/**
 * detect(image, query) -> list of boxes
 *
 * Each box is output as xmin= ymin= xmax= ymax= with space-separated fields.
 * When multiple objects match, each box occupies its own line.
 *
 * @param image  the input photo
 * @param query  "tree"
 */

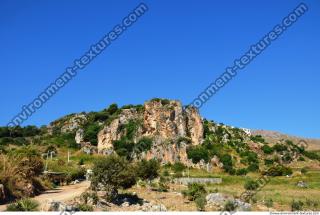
xmin=83 ymin=123 xmax=101 ymax=145
xmin=135 ymin=159 xmax=160 ymax=181
xmin=106 ymin=103 xmax=118 ymax=115
xmin=187 ymin=146 xmax=209 ymax=163
xmin=262 ymin=145 xmax=274 ymax=154
xmin=91 ymin=155 xmax=136 ymax=200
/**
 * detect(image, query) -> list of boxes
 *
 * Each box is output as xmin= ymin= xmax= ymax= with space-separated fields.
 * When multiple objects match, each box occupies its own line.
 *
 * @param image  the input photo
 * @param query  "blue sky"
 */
xmin=1 ymin=0 xmax=319 ymax=138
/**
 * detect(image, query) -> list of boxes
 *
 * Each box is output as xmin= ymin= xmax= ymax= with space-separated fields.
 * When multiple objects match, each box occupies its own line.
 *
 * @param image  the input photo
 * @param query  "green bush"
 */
xmin=134 ymin=137 xmax=153 ymax=154
xmin=195 ymin=195 xmax=206 ymax=211
xmin=264 ymin=165 xmax=293 ymax=176
xmin=303 ymin=151 xmax=320 ymax=160
xmin=265 ymin=198 xmax=273 ymax=208
xmin=224 ymin=200 xmax=236 ymax=212
xmin=220 ymin=154 xmax=234 ymax=174
xmin=247 ymin=163 xmax=259 ymax=172
xmin=291 ymin=200 xmax=304 ymax=211
xmin=135 ymin=159 xmax=160 ymax=181
xmin=187 ymin=146 xmax=209 ymax=163
xmin=91 ymin=155 xmax=136 ymax=200
xmin=236 ymin=168 xmax=248 ymax=176
xmin=83 ymin=123 xmax=101 ymax=146
xmin=250 ymin=135 xmax=265 ymax=143
xmin=264 ymin=159 xmax=274 ymax=166
xmin=244 ymin=179 xmax=259 ymax=190
xmin=78 ymin=203 xmax=93 ymax=211
xmin=262 ymin=145 xmax=274 ymax=154
xmin=273 ymin=144 xmax=288 ymax=152
xmin=6 ymin=198 xmax=39 ymax=211
xmin=172 ymin=162 xmax=186 ymax=172
xmin=301 ymin=167 xmax=308 ymax=174
xmin=182 ymin=183 xmax=206 ymax=201
xmin=112 ymin=138 xmax=134 ymax=159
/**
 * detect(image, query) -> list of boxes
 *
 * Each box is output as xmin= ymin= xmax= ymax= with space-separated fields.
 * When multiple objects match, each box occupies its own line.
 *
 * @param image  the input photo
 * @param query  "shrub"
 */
xmin=91 ymin=155 xmax=136 ymax=200
xmin=282 ymin=153 xmax=293 ymax=163
xmin=162 ymin=170 xmax=169 ymax=177
xmin=264 ymin=159 xmax=274 ymax=166
xmin=265 ymin=198 xmax=273 ymax=208
xmin=303 ymin=151 xmax=320 ymax=160
xmin=291 ymin=200 xmax=304 ymax=211
xmin=182 ymin=183 xmax=206 ymax=201
xmin=250 ymin=135 xmax=265 ymax=143
xmin=83 ymin=123 xmax=101 ymax=146
xmin=244 ymin=179 xmax=259 ymax=191
xmin=6 ymin=198 xmax=39 ymax=211
xmin=81 ymin=192 xmax=99 ymax=205
xmin=78 ymin=203 xmax=93 ymax=211
xmin=195 ymin=195 xmax=206 ymax=211
xmin=305 ymin=199 xmax=319 ymax=209
xmin=187 ymin=146 xmax=209 ymax=163
xmin=220 ymin=154 xmax=234 ymax=173
xmin=134 ymin=137 xmax=153 ymax=154
xmin=262 ymin=145 xmax=274 ymax=154
xmin=135 ymin=159 xmax=160 ymax=181
xmin=273 ymin=144 xmax=288 ymax=152
xmin=301 ymin=167 xmax=308 ymax=174
xmin=112 ymin=139 xmax=134 ymax=159
xmin=264 ymin=165 xmax=293 ymax=176
xmin=236 ymin=168 xmax=248 ymax=176
xmin=224 ymin=200 xmax=236 ymax=212
xmin=158 ymin=176 xmax=170 ymax=192
xmin=247 ymin=163 xmax=259 ymax=172
xmin=106 ymin=103 xmax=118 ymax=115
xmin=172 ymin=162 xmax=186 ymax=172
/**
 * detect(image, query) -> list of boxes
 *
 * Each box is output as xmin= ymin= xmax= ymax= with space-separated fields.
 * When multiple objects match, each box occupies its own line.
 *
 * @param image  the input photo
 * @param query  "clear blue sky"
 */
xmin=1 ymin=0 xmax=319 ymax=138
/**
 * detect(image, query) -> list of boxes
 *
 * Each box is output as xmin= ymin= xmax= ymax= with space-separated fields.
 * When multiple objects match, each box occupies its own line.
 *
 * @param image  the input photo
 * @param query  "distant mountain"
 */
xmin=251 ymin=129 xmax=320 ymax=151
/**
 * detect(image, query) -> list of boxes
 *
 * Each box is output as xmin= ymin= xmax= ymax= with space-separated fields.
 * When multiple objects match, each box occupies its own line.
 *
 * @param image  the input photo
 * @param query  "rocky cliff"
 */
xmin=97 ymin=99 xmax=203 ymax=164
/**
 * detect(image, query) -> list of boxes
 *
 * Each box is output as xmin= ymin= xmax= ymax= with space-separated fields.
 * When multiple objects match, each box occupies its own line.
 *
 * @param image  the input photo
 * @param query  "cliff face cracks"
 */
xmin=97 ymin=99 xmax=203 ymax=164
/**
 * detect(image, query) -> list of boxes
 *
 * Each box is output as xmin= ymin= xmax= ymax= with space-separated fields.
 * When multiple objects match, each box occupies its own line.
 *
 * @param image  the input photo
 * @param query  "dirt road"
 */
xmin=0 ymin=181 xmax=90 ymax=211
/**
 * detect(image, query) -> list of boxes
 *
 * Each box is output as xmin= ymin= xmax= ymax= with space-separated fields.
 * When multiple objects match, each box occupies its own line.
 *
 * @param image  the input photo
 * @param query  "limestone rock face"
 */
xmin=97 ymin=99 xmax=204 ymax=164
xmin=48 ymin=113 xmax=87 ymax=134
xmin=75 ymin=128 xmax=84 ymax=144
xmin=97 ymin=108 xmax=140 ymax=154
xmin=143 ymin=100 xmax=187 ymax=139
xmin=185 ymin=106 xmax=204 ymax=145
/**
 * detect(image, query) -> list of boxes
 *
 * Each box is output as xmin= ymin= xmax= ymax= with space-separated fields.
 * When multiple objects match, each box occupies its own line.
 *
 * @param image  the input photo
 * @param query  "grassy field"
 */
xmin=184 ymin=167 xmax=320 ymax=211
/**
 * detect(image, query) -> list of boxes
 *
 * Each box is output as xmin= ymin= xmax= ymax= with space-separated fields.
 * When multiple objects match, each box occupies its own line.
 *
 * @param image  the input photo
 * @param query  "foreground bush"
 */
xmin=182 ymin=183 xmax=207 ymax=211
xmin=182 ymin=183 xmax=206 ymax=201
xmin=244 ymin=179 xmax=259 ymax=191
xmin=6 ymin=198 xmax=39 ymax=211
xmin=91 ymin=155 xmax=136 ymax=200
xmin=224 ymin=200 xmax=236 ymax=212
xmin=194 ymin=195 xmax=206 ymax=211
xmin=291 ymin=200 xmax=304 ymax=211
xmin=0 ymin=146 xmax=46 ymax=201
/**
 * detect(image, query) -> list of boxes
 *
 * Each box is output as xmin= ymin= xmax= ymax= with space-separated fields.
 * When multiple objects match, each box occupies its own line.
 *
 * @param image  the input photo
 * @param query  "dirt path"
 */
xmin=0 ymin=181 xmax=90 ymax=211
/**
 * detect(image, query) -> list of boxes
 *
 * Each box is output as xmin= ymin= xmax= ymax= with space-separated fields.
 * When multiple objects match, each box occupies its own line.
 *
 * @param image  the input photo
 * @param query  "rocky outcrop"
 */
xmin=75 ymin=128 xmax=84 ymax=144
xmin=98 ymin=108 xmax=141 ymax=154
xmin=97 ymin=99 xmax=203 ymax=164
xmin=48 ymin=113 xmax=87 ymax=134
